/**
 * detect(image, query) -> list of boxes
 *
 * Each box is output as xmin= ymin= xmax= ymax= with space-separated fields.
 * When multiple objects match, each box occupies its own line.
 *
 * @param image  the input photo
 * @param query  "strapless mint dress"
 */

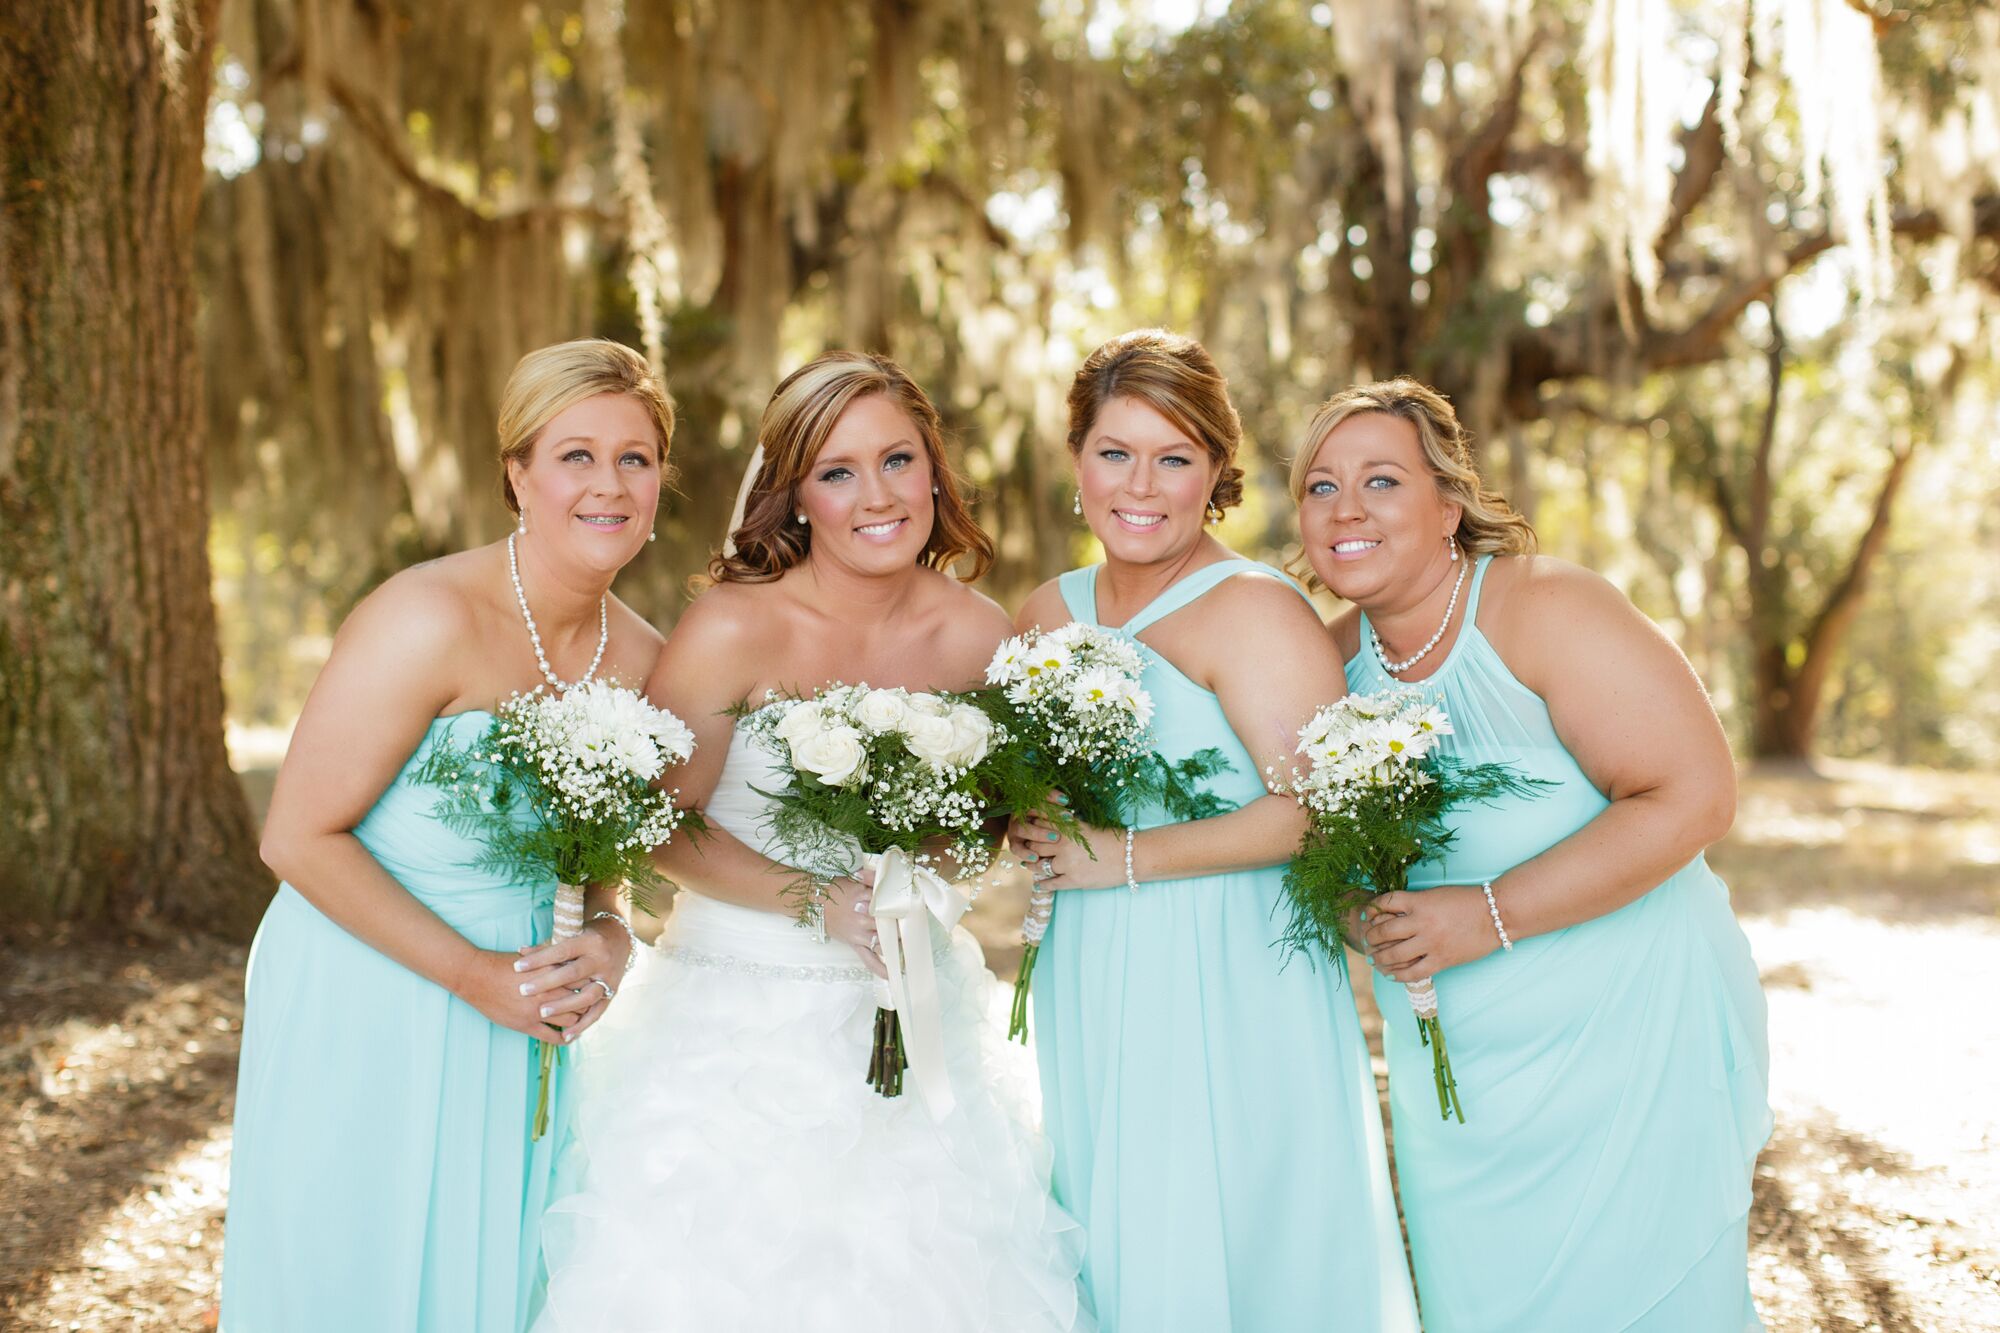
xmin=222 ymin=711 xmax=565 ymax=1332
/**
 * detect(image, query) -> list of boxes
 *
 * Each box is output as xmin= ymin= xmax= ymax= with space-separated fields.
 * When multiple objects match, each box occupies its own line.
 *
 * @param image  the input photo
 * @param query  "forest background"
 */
xmin=3 ymin=1 xmax=2000 ymax=1327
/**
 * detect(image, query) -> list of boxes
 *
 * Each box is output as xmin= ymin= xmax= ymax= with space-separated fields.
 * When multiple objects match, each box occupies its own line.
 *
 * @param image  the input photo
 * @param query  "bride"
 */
xmin=534 ymin=352 xmax=1090 ymax=1332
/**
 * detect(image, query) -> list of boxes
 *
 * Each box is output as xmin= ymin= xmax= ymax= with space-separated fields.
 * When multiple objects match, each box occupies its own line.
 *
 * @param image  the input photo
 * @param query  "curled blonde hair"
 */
xmin=1290 ymin=378 xmax=1536 ymax=557
xmin=709 ymin=352 xmax=994 ymax=585
xmin=1066 ymin=329 xmax=1245 ymax=513
xmin=497 ymin=339 xmax=676 ymax=513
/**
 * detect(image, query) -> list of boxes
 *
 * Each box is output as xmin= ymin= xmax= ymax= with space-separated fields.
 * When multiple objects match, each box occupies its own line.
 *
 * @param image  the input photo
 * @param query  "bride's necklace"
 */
xmin=1370 ymin=557 xmax=1468 ymax=676
xmin=507 ymin=531 xmax=608 ymax=690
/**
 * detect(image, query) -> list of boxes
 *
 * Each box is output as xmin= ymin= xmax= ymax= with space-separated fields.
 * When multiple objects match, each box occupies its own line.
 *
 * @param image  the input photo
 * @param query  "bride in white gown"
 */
xmin=534 ymin=353 xmax=1089 ymax=1332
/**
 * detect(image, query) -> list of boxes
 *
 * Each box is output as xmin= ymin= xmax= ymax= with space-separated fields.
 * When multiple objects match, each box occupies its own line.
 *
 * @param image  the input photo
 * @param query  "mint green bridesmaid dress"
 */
xmin=1033 ymin=559 xmax=1419 ymax=1333
xmin=222 ymin=710 xmax=566 ymax=1332
xmin=1347 ymin=556 xmax=1771 ymax=1332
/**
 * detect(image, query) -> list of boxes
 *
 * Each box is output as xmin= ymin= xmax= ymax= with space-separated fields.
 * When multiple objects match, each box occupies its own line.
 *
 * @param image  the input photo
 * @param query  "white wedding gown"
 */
xmin=535 ymin=724 xmax=1091 ymax=1332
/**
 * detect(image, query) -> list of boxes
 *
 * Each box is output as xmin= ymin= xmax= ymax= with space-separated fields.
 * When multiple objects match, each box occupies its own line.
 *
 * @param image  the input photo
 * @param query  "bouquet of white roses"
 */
xmin=418 ymin=680 xmax=700 ymax=1138
xmin=1269 ymin=688 xmax=1545 ymax=1124
xmin=737 ymin=684 xmax=1000 ymax=1103
xmin=978 ymin=623 xmax=1230 ymax=1041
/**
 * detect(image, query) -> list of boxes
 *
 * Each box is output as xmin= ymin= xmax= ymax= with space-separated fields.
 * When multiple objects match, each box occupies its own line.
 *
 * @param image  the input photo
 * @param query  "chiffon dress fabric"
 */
xmin=222 ymin=709 xmax=567 ymax=1333
xmin=1031 ymin=558 xmax=1420 ymax=1333
xmin=1347 ymin=555 xmax=1772 ymax=1332
xmin=532 ymin=716 xmax=1090 ymax=1332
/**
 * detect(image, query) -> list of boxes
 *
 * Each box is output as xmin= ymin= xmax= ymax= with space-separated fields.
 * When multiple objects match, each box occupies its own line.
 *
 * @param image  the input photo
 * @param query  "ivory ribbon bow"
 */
xmin=867 ymin=846 xmax=973 ymax=1118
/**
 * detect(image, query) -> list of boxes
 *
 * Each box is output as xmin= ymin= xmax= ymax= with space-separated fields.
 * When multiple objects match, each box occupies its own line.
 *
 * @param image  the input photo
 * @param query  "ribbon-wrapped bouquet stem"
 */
xmin=976 ymin=623 xmax=1230 ymax=1041
xmin=418 ymin=680 xmax=701 ymax=1139
xmin=1268 ymin=688 xmax=1545 ymax=1124
xmin=735 ymin=685 xmax=998 ymax=1108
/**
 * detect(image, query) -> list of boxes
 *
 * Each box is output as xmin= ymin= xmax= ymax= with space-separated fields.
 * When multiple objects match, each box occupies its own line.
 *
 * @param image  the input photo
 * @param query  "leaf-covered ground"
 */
xmin=4 ymin=761 xmax=1996 ymax=1330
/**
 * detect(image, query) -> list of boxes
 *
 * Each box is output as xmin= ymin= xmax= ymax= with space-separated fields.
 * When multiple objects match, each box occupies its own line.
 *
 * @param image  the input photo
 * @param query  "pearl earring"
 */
xmin=1072 ymin=491 xmax=1083 ymax=516
xmin=648 ymin=529 xmax=657 ymax=543
xmin=797 ymin=512 xmax=809 ymax=526
xmin=1206 ymin=501 xmax=1225 ymax=524
xmin=932 ymin=485 xmax=939 ymax=495
xmin=517 ymin=510 xmax=527 ymax=535
xmin=1447 ymin=534 xmax=1460 ymax=562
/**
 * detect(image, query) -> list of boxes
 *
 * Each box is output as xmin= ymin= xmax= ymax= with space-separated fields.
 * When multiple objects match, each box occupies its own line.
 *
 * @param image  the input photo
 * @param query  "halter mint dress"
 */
xmin=1347 ymin=555 xmax=1771 ymax=1332
xmin=1032 ymin=558 xmax=1419 ymax=1333
xmin=222 ymin=710 xmax=567 ymax=1332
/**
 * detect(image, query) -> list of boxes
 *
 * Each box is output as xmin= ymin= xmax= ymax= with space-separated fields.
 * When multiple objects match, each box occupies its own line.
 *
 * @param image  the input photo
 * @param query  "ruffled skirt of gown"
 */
xmin=534 ymin=889 xmax=1091 ymax=1333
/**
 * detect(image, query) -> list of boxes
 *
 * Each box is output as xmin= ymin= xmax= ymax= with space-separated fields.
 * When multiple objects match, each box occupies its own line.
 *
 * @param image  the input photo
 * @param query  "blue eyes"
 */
xmin=562 ymin=448 xmax=653 ymax=467
xmin=818 ymin=452 xmax=915 ymax=483
xmin=1308 ymin=476 xmax=1397 ymax=496
xmin=1098 ymin=448 xmax=1191 ymax=467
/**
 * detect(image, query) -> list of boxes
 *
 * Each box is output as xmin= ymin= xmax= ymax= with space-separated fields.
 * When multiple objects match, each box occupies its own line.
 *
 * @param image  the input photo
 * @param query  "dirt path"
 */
xmin=4 ymin=761 xmax=1997 ymax=1329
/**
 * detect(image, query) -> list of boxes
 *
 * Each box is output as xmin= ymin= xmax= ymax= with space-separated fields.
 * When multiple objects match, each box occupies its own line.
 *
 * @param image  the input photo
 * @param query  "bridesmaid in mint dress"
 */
xmin=1010 ymin=331 xmax=1417 ymax=1332
xmin=1291 ymin=378 xmax=1770 ymax=1332
xmin=222 ymin=340 xmax=672 ymax=1331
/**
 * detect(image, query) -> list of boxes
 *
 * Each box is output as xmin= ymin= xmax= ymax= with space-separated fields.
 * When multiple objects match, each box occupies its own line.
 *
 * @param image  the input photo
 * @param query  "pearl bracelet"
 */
xmin=1123 ymin=827 xmax=1140 ymax=893
xmin=1481 ymin=881 xmax=1513 ymax=952
xmin=587 ymin=910 xmax=641 ymax=974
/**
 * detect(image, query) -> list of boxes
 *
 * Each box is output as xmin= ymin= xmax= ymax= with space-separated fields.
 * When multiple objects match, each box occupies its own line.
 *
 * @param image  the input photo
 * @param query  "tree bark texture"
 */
xmin=0 ymin=0 xmax=271 ymax=932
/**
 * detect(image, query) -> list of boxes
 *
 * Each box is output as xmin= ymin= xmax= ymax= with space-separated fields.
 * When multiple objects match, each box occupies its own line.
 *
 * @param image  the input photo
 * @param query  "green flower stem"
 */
xmin=1008 ymin=942 xmax=1040 ymax=1043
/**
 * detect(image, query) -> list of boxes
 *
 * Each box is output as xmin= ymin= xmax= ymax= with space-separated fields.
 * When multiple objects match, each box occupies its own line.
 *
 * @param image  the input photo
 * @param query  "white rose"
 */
xmin=901 ymin=712 xmax=959 ymax=767
xmin=855 ymin=688 xmax=911 ymax=733
xmin=790 ymin=724 xmax=868 ymax=786
xmin=903 ymin=691 xmax=949 ymax=718
xmin=943 ymin=704 xmax=994 ymax=768
xmin=772 ymin=701 xmax=827 ymax=749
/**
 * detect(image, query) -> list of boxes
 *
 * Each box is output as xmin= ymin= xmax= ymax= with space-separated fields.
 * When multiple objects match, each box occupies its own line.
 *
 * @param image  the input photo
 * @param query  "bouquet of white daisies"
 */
xmin=1268 ymin=688 xmax=1544 ymax=1124
xmin=979 ymin=623 xmax=1229 ymax=1041
xmin=737 ymin=684 xmax=1000 ymax=1100
xmin=418 ymin=679 xmax=700 ymax=1138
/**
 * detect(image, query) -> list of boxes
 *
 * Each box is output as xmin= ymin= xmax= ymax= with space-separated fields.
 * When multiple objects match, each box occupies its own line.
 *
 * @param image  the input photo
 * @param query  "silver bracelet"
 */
xmin=587 ymin=910 xmax=641 ymax=973
xmin=1481 ymin=881 xmax=1513 ymax=952
xmin=1123 ymin=827 xmax=1140 ymax=893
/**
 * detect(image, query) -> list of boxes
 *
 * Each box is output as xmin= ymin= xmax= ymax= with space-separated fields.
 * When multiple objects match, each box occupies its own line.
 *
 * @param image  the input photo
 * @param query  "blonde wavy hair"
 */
xmin=1290 ymin=378 xmax=1536 ymax=559
xmin=497 ymin=339 xmax=675 ymax=514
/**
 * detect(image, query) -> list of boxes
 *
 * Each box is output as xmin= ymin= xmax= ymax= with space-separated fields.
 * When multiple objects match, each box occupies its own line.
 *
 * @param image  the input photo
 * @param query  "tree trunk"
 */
xmin=0 ymin=0 xmax=271 ymax=933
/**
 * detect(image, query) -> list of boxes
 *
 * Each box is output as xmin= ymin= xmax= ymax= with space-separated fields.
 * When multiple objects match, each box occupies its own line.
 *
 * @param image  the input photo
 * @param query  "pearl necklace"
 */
xmin=507 ymin=532 xmax=608 ymax=690
xmin=1369 ymin=557 xmax=1468 ymax=676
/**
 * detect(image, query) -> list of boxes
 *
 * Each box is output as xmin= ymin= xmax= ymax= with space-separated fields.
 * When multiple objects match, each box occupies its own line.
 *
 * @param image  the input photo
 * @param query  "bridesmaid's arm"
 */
xmin=258 ymin=573 xmax=558 ymax=1040
xmin=1366 ymin=558 xmax=1736 ymax=981
xmin=1015 ymin=576 xmax=1336 ymax=889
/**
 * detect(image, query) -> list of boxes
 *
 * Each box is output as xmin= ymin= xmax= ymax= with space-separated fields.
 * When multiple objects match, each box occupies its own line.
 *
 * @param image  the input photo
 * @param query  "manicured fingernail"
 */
xmin=1054 ymin=794 xmax=1069 ymax=806
xmin=539 ymin=1005 xmax=554 ymax=1018
xmin=513 ymin=959 xmax=529 ymax=972
xmin=518 ymin=982 xmax=533 ymax=995
xmin=563 ymin=1031 xmax=576 ymax=1043
xmin=1046 ymin=832 xmax=1059 ymax=842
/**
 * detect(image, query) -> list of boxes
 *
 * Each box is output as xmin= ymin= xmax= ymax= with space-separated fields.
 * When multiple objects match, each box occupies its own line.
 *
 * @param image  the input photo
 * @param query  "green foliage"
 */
xmin=1278 ymin=758 xmax=1551 ymax=969
xmin=414 ymin=720 xmax=702 ymax=915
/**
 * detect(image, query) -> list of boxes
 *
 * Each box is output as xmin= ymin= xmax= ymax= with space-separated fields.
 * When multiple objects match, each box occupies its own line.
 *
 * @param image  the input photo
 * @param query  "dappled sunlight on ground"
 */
xmin=4 ymin=763 xmax=1998 ymax=1328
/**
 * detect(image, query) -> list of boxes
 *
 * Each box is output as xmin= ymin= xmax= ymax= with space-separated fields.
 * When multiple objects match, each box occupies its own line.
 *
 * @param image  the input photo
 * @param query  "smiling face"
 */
xmin=506 ymin=391 xmax=664 ymax=577
xmin=1297 ymin=410 xmax=1462 ymax=606
xmin=1075 ymin=395 xmax=1220 ymax=568
xmin=795 ymin=392 xmax=937 ymax=578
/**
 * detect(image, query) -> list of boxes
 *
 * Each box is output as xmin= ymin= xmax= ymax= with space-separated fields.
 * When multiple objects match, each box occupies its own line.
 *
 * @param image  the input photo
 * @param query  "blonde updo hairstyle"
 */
xmin=1289 ymin=378 xmax=1536 ymax=577
xmin=709 ymin=351 xmax=995 ymax=585
xmin=1065 ymin=329 xmax=1245 ymax=515
xmin=497 ymin=338 xmax=676 ymax=514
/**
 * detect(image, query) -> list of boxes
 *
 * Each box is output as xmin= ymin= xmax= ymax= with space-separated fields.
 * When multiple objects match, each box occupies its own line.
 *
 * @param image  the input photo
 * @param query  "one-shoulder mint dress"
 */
xmin=1033 ymin=559 xmax=1419 ymax=1333
xmin=222 ymin=711 xmax=566 ymax=1332
xmin=1348 ymin=556 xmax=1771 ymax=1332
